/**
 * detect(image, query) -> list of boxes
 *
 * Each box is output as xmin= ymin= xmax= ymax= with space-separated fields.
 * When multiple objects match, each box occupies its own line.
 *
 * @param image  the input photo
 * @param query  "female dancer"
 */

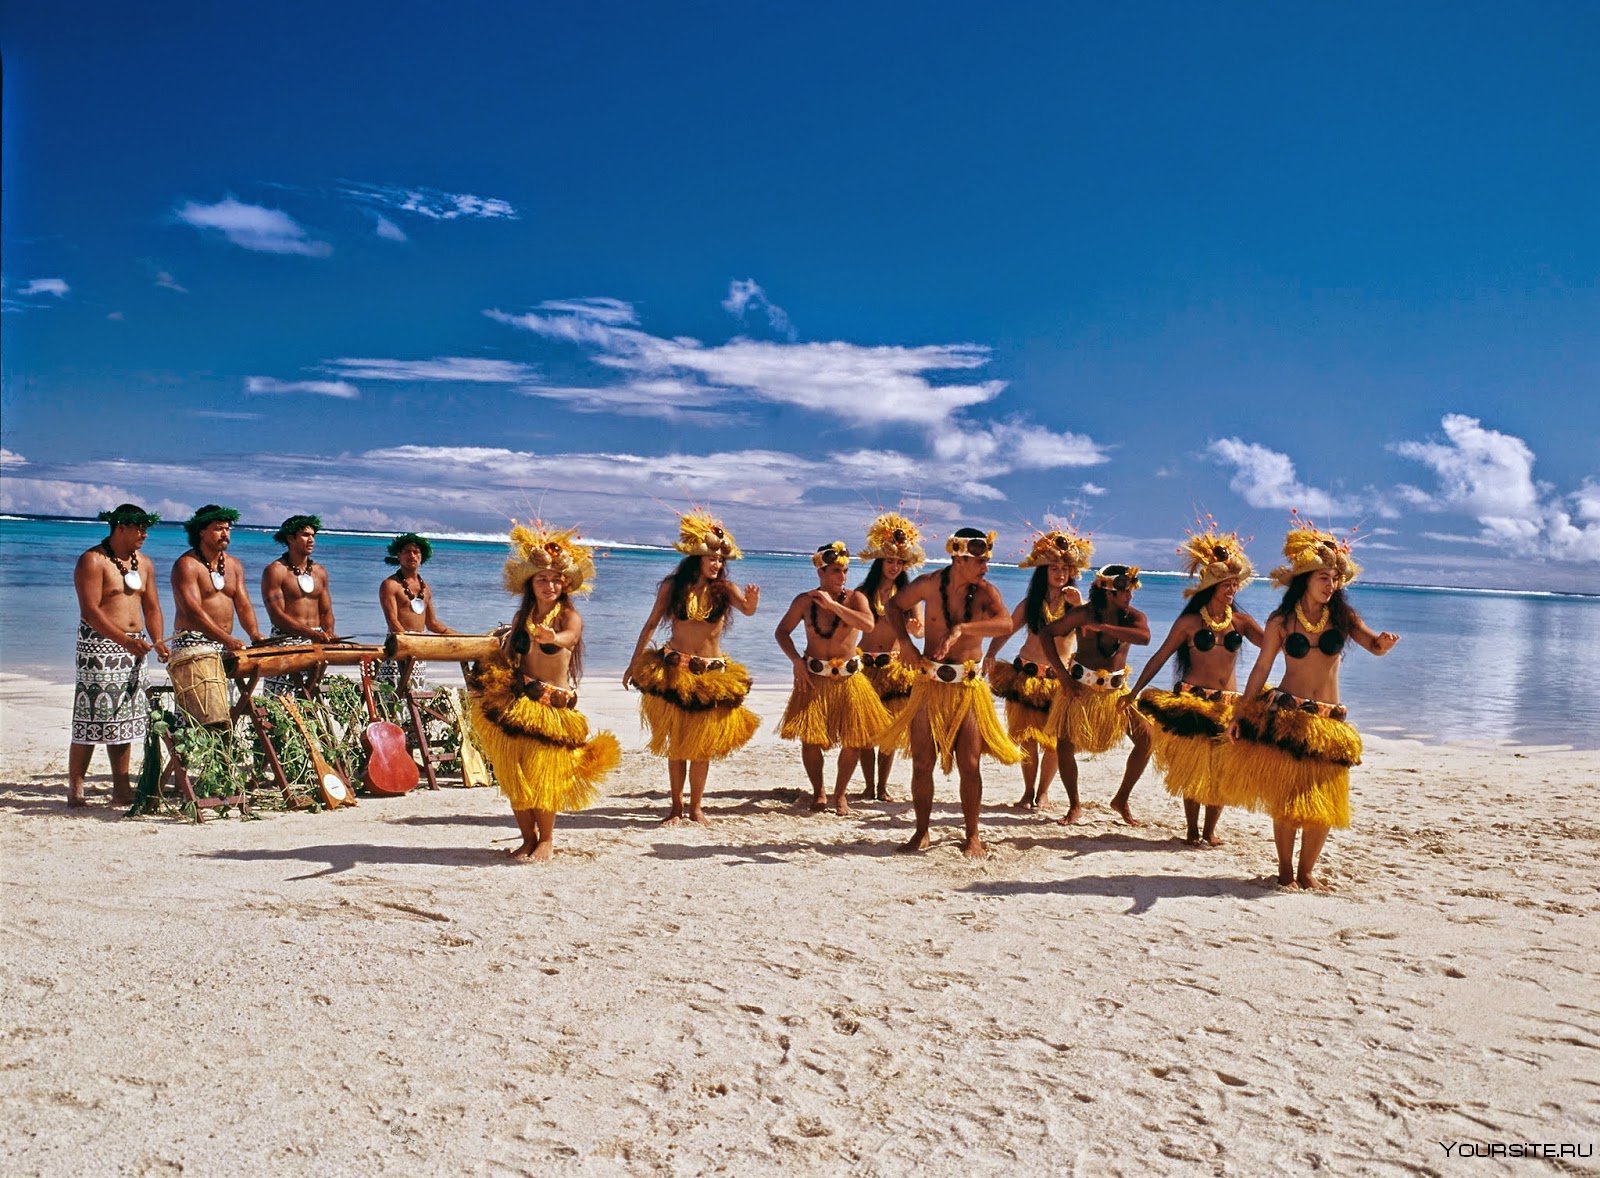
xmin=984 ymin=528 xmax=1092 ymax=810
xmin=852 ymin=513 xmax=925 ymax=801
xmin=470 ymin=522 xmax=620 ymax=861
xmin=1230 ymin=521 xmax=1399 ymax=889
xmin=1123 ymin=526 xmax=1262 ymax=845
xmin=623 ymin=511 xmax=761 ymax=825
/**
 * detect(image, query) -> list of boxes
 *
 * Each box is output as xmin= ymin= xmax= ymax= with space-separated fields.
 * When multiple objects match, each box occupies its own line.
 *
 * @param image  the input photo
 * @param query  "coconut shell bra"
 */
xmin=1285 ymin=630 xmax=1345 ymax=659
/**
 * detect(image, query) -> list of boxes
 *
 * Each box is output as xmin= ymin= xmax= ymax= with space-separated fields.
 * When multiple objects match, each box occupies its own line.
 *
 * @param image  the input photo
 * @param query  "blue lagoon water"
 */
xmin=3 ymin=517 xmax=1596 ymax=748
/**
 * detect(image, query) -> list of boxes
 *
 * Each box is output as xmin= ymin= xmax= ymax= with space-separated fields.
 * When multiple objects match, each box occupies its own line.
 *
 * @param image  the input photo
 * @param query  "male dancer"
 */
xmin=261 ymin=514 xmax=334 ymax=694
xmin=170 ymin=504 xmax=265 ymax=656
xmin=881 ymin=528 xmax=1022 ymax=859
xmin=774 ymin=542 xmax=889 ymax=815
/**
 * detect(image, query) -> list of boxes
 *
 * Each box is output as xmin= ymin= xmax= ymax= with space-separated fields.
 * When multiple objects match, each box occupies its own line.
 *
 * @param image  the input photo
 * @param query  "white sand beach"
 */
xmin=2 ymin=672 xmax=1597 ymax=1173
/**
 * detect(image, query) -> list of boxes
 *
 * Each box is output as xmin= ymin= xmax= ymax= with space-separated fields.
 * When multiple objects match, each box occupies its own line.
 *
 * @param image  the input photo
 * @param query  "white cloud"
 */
xmin=1206 ymin=437 xmax=1361 ymax=517
xmin=190 ymin=409 xmax=263 ymax=421
xmin=519 ymin=377 xmax=738 ymax=424
xmin=0 ymin=476 xmax=140 ymax=516
xmin=324 ymin=357 xmax=538 ymax=384
xmin=373 ymin=214 xmax=407 ymax=242
xmin=107 ymin=311 xmax=125 ymax=322
xmin=932 ymin=417 xmax=1109 ymax=471
xmin=21 ymin=278 xmax=69 ymax=298
xmin=175 ymin=197 xmax=332 ymax=257
xmin=245 ymin=376 xmax=360 ymax=399
xmin=0 ymin=448 xmax=28 ymax=467
xmin=1393 ymin=415 xmax=1600 ymax=563
xmin=340 ymin=183 xmax=518 ymax=221
xmin=722 ymin=279 xmax=795 ymax=341
xmin=154 ymin=270 xmax=188 ymax=293
xmin=1080 ymin=482 xmax=1107 ymax=497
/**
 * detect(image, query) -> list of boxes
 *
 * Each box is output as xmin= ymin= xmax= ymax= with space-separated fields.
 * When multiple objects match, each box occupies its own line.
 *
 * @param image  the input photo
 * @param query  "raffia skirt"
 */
xmin=878 ymin=672 xmax=1023 ymax=775
xmin=779 ymin=671 xmax=892 ymax=749
xmin=633 ymin=648 xmax=760 ymax=762
xmin=863 ymin=656 xmax=918 ymax=752
xmin=987 ymin=661 xmax=1061 ymax=748
xmin=1231 ymin=691 xmax=1361 ymax=828
xmin=1046 ymin=681 xmax=1131 ymax=756
xmin=1135 ymin=687 xmax=1244 ymax=808
xmin=469 ymin=661 xmax=619 ymax=813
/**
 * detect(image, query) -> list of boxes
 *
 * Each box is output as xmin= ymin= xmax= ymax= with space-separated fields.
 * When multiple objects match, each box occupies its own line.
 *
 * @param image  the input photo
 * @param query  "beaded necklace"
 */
xmin=190 ymin=548 xmax=226 ymax=590
xmin=393 ymin=570 xmax=428 ymax=613
xmin=938 ymin=568 xmax=979 ymax=630
xmin=1294 ymin=601 xmax=1330 ymax=636
xmin=1200 ymin=604 xmax=1233 ymax=633
xmin=283 ymin=554 xmax=317 ymax=594
xmin=100 ymin=541 xmax=143 ymax=590
xmin=810 ymin=593 xmax=846 ymax=639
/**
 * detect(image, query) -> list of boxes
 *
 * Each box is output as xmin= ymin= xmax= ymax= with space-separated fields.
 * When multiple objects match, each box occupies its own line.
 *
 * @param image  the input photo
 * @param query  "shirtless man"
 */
xmin=378 ymin=532 xmax=454 ymax=690
xmin=881 ymin=527 xmax=1022 ymax=859
xmin=170 ymin=504 xmax=265 ymax=656
xmin=68 ymin=504 xmax=169 ymax=807
xmin=1040 ymin=564 xmax=1152 ymax=825
xmin=261 ymin=514 xmax=333 ymax=695
xmin=774 ymin=542 xmax=887 ymax=815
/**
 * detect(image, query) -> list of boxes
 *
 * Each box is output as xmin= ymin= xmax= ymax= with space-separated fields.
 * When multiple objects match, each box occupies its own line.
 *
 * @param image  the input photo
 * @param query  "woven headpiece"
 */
xmin=1270 ymin=521 xmax=1361 ymax=589
xmin=1179 ymin=524 xmax=1254 ymax=598
xmin=857 ymin=512 xmax=925 ymax=567
xmin=1018 ymin=527 xmax=1094 ymax=570
xmin=385 ymin=532 xmax=433 ymax=566
xmin=273 ymin=514 xmax=322 ymax=545
xmin=674 ymin=510 xmax=741 ymax=560
xmin=812 ymin=541 xmax=851 ymax=570
xmin=503 ymin=521 xmax=595 ymax=596
xmin=1093 ymin=564 xmax=1142 ymax=592
xmin=946 ymin=530 xmax=998 ymax=559
xmin=183 ymin=504 xmax=240 ymax=546
xmin=98 ymin=503 xmax=160 ymax=529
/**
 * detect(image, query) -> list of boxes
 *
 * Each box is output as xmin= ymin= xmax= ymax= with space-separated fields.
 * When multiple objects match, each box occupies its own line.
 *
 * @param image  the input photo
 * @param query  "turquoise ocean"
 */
xmin=2 ymin=516 xmax=1596 ymax=749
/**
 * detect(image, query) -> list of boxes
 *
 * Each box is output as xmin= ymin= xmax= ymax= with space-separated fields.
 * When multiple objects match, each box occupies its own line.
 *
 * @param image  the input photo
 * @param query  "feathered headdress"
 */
xmin=674 ymin=510 xmax=741 ymax=560
xmin=812 ymin=540 xmax=851 ymax=569
xmin=1269 ymin=516 xmax=1361 ymax=589
xmin=1178 ymin=521 xmax=1254 ymax=598
xmin=1018 ymin=526 xmax=1095 ymax=570
xmin=857 ymin=512 xmax=924 ymax=567
xmin=502 ymin=521 xmax=596 ymax=596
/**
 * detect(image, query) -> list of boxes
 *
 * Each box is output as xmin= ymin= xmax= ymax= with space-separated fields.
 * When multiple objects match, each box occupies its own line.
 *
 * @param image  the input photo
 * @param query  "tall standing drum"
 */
xmin=169 ymin=646 xmax=230 ymax=727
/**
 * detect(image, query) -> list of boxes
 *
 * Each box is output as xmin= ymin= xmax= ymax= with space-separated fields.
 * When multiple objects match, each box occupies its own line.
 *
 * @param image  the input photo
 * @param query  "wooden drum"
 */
xmin=169 ymin=646 xmax=230 ymax=727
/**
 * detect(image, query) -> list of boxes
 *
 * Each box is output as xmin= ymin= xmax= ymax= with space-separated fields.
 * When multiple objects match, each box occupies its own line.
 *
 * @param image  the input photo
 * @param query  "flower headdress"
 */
xmin=812 ymin=540 xmax=850 ymax=570
xmin=857 ymin=512 xmax=925 ymax=567
xmin=1018 ymin=526 xmax=1095 ymax=571
xmin=674 ymin=510 xmax=741 ymax=560
xmin=385 ymin=532 xmax=433 ymax=566
xmin=1269 ymin=515 xmax=1361 ymax=589
xmin=272 ymin=514 xmax=323 ymax=545
xmin=1178 ymin=520 xmax=1254 ymax=598
xmin=99 ymin=503 xmax=160 ymax=529
xmin=502 ymin=521 xmax=596 ymax=596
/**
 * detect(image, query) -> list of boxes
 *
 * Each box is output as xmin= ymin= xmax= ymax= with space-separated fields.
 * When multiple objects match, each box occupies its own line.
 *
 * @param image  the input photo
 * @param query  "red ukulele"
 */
xmin=359 ymin=660 xmax=419 ymax=796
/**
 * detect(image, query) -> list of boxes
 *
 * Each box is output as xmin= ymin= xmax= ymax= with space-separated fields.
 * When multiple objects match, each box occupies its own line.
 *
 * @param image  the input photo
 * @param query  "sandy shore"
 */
xmin=2 ymin=670 xmax=1597 ymax=1173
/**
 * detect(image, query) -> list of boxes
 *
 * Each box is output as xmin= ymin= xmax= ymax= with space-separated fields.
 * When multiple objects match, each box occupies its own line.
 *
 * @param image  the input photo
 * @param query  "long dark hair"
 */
xmin=1023 ymin=566 xmax=1077 ymax=633
xmin=1272 ymin=573 xmax=1356 ymax=636
xmin=1173 ymin=583 xmax=1220 ymax=682
xmin=658 ymin=555 xmax=732 ymax=630
xmin=857 ymin=558 xmax=909 ymax=614
xmin=509 ymin=584 xmax=585 ymax=683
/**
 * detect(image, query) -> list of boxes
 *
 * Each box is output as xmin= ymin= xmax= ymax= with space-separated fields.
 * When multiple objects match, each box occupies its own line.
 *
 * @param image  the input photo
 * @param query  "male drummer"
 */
xmin=377 ymin=532 xmax=454 ymax=689
xmin=261 ymin=513 xmax=334 ymax=694
xmin=170 ymin=503 xmax=266 ymax=656
xmin=773 ymin=541 xmax=887 ymax=815
xmin=68 ymin=503 xmax=169 ymax=807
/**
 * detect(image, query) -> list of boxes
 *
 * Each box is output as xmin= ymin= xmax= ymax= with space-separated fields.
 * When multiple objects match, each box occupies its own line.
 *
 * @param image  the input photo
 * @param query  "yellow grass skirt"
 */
xmin=1135 ymin=688 xmax=1241 ymax=807
xmin=469 ymin=662 xmax=619 ymax=813
xmin=779 ymin=671 xmax=892 ymax=749
xmin=878 ymin=674 xmax=1023 ymax=774
xmin=633 ymin=648 xmax=760 ymax=762
xmin=1047 ymin=681 xmax=1130 ymax=756
xmin=988 ymin=661 xmax=1061 ymax=748
xmin=863 ymin=658 xmax=917 ymax=752
xmin=1231 ymin=693 xmax=1361 ymax=828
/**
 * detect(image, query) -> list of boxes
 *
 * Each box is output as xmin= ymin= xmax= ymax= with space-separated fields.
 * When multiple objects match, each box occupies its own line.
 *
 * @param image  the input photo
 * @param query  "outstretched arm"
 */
xmin=1127 ymin=616 xmax=1194 ymax=697
xmin=727 ymin=581 xmax=761 ymax=617
xmin=1349 ymin=611 xmax=1400 ymax=656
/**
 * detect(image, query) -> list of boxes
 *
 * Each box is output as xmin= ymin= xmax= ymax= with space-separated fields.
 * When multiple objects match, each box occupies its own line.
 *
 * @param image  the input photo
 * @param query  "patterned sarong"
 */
xmin=72 ymin=622 xmax=148 ymax=745
xmin=262 ymin=627 xmax=315 ymax=696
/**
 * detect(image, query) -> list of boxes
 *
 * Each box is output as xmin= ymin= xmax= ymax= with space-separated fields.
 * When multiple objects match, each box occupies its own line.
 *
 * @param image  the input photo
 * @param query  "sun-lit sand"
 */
xmin=2 ymin=671 xmax=1596 ymax=1172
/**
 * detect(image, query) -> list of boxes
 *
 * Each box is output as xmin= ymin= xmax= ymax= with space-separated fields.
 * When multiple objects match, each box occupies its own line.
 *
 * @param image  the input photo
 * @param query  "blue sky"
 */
xmin=3 ymin=1 xmax=1597 ymax=589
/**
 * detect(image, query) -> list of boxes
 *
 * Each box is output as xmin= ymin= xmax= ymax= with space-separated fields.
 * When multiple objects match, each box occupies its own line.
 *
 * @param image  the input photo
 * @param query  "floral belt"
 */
xmin=1069 ymin=661 xmax=1128 ymax=690
xmin=1011 ymin=656 xmax=1058 ymax=680
xmin=806 ymin=655 xmax=862 ymax=678
xmin=1265 ymin=688 xmax=1347 ymax=721
xmin=519 ymin=677 xmax=578 ymax=709
xmin=860 ymin=651 xmax=898 ymax=669
xmin=662 ymin=647 xmax=727 ymax=674
xmin=923 ymin=660 xmax=982 ymax=684
xmin=1175 ymin=681 xmax=1240 ymax=704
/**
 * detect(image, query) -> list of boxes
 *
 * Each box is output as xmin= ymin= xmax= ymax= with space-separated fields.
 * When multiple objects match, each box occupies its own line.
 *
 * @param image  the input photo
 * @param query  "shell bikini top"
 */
xmin=1285 ymin=629 xmax=1346 ymax=659
xmin=1191 ymin=628 xmax=1243 ymax=653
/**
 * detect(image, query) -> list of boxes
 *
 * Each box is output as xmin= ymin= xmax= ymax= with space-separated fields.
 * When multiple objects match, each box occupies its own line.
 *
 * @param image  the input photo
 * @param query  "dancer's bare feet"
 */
xmin=960 ymin=836 xmax=988 ymax=861
xmin=1057 ymin=805 xmax=1084 ymax=826
xmin=66 ymin=789 xmax=88 ymax=809
xmin=1012 ymin=791 xmax=1036 ymax=809
xmin=808 ymin=795 xmax=828 ymax=813
xmin=1034 ymin=792 xmax=1054 ymax=812
xmin=1111 ymin=800 xmax=1143 ymax=827
xmin=898 ymin=829 xmax=932 ymax=853
xmin=688 ymin=807 xmax=710 ymax=827
xmin=832 ymin=793 xmax=852 ymax=817
xmin=660 ymin=811 xmax=685 ymax=827
xmin=530 ymin=842 xmax=555 ymax=863
xmin=508 ymin=841 xmax=536 ymax=860
xmin=1276 ymin=867 xmax=1296 ymax=887
xmin=1297 ymin=873 xmax=1330 ymax=893
xmin=1204 ymin=833 xmax=1224 ymax=847
xmin=1184 ymin=833 xmax=1203 ymax=847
